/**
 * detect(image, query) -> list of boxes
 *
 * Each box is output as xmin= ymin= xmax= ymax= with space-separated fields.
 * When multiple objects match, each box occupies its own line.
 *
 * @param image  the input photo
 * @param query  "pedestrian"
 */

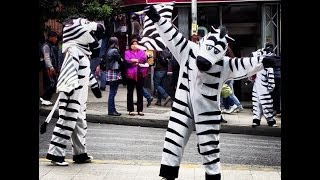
xmin=154 ymin=47 xmax=172 ymax=106
xmin=124 ymin=38 xmax=149 ymax=116
xmin=104 ymin=36 xmax=123 ymax=116
xmin=40 ymin=31 xmax=59 ymax=106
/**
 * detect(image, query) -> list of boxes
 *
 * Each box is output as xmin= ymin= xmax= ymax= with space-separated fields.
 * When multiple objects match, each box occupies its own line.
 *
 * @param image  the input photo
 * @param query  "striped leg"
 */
xmin=260 ymin=93 xmax=276 ymax=126
xmin=252 ymin=89 xmax=262 ymax=121
xmin=195 ymin=113 xmax=221 ymax=179
xmin=160 ymin=99 xmax=194 ymax=179
xmin=46 ymin=90 xmax=81 ymax=162
xmin=71 ymin=107 xmax=89 ymax=161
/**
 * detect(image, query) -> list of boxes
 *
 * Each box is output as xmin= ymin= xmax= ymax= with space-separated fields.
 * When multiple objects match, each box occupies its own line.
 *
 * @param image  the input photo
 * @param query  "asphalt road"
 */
xmin=39 ymin=116 xmax=280 ymax=167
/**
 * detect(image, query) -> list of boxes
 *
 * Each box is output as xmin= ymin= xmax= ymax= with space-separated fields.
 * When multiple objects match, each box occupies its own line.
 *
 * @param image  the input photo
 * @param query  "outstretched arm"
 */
xmin=223 ymin=55 xmax=280 ymax=80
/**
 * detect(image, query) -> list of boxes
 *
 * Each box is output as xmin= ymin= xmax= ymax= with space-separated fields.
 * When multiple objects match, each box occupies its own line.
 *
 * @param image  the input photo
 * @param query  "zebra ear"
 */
xmin=225 ymin=34 xmax=235 ymax=42
xmin=211 ymin=26 xmax=219 ymax=33
xmin=62 ymin=18 xmax=75 ymax=27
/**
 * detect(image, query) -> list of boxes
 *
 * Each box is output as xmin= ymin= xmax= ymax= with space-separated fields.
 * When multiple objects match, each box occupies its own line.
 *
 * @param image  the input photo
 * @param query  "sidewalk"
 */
xmin=39 ymin=158 xmax=281 ymax=180
xmin=39 ymin=86 xmax=281 ymax=137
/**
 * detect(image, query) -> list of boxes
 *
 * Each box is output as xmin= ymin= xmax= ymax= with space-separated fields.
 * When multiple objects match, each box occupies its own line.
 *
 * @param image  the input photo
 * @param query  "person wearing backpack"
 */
xmin=153 ymin=47 xmax=172 ymax=106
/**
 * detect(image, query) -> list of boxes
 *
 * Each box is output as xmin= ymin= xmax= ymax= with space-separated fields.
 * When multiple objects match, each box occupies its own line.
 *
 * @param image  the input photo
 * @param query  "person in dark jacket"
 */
xmin=154 ymin=48 xmax=172 ymax=106
xmin=104 ymin=36 xmax=123 ymax=116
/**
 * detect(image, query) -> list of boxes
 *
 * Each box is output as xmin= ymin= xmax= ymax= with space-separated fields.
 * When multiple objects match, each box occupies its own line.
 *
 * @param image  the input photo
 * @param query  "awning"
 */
xmin=121 ymin=0 xmax=279 ymax=7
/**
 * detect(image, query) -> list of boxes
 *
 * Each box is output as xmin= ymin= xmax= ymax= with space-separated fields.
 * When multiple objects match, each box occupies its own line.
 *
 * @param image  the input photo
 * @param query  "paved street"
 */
xmin=39 ymin=116 xmax=281 ymax=179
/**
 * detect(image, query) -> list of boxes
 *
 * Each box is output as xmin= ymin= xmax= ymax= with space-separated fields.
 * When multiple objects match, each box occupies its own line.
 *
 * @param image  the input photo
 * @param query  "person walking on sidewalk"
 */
xmin=154 ymin=47 xmax=172 ymax=106
xmin=221 ymin=47 xmax=243 ymax=113
xmin=124 ymin=39 xmax=149 ymax=116
xmin=45 ymin=18 xmax=104 ymax=166
xmin=40 ymin=31 xmax=59 ymax=106
xmin=134 ymin=87 xmax=154 ymax=107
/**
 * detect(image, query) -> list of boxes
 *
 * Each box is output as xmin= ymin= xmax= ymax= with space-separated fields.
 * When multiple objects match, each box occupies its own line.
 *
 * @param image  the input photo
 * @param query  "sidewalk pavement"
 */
xmin=39 ymin=86 xmax=281 ymax=137
xmin=39 ymin=158 xmax=281 ymax=180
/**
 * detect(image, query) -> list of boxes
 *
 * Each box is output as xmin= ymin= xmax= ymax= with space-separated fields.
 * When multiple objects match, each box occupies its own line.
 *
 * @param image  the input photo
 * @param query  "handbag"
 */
xmin=146 ymin=50 xmax=155 ymax=66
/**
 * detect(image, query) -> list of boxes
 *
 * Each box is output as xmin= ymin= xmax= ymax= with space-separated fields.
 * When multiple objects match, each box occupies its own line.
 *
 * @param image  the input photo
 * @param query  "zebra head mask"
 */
xmin=62 ymin=18 xmax=105 ymax=54
xmin=196 ymin=26 xmax=234 ymax=71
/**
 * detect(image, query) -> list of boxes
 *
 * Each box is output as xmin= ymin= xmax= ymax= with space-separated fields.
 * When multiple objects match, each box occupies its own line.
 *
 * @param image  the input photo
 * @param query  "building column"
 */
xmin=178 ymin=7 xmax=190 ymax=39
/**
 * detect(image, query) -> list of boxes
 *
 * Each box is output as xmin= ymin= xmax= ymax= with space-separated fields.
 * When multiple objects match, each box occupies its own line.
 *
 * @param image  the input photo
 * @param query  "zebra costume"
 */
xmin=46 ymin=18 xmax=104 ymax=166
xmin=251 ymin=49 xmax=277 ymax=127
xmin=143 ymin=4 xmax=280 ymax=180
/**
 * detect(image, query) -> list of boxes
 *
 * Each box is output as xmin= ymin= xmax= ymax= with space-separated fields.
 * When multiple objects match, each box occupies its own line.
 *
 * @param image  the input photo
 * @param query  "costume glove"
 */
xmin=91 ymin=87 xmax=102 ymax=98
xmin=145 ymin=5 xmax=160 ymax=22
xmin=262 ymin=55 xmax=281 ymax=68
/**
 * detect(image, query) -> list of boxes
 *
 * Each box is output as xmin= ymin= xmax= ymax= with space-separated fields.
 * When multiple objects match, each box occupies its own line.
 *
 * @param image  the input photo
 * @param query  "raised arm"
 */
xmin=145 ymin=5 xmax=196 ymax=65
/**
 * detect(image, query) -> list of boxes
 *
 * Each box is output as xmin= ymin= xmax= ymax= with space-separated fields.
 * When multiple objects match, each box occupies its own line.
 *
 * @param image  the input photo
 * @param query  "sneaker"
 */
xmin=85 ymin=156 xmax=93 ymax=163
xmin=161 ymin=178 xmax=175 ymax=180
xmin=74 ymin=156 xmax=93 ymax=164
xmin=224 ymin=104 xmax=238 ymax=114
xmin=40 ymin=97 xmax=53 ymax=106
xmin=163 ymin=96 xmax=172 ymax=106
xmin=252 ymin=119 xmax=261 ymax=127
xmin=267 ymin=119 xmax=278 ymax=127
xmin=220 ymin=118 xmax=228 ymax=123
xmin=108 ymin=112 xmax=121 ymax=116
xmin=51 ymin=160 xmax=69 ymax=166
xmin=238 ymin=105 xmax=244 ymax=112
xmin=155 ymin=100 xmax=161 ymax=106
xmin=147 ymin=97 xmax=153 ymax=107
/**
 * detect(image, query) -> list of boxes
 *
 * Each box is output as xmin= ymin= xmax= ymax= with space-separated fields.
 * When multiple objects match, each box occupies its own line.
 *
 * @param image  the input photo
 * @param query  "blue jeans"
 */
xmin=108 ymin=81 xmax=119 ymax=113
xmin=153 ymin=71 xmax=169 ymax=100
xmin=100 ymin=71 xmax=106 ymax=89
xmin=223 ymin=96 xmax=235 ymax=109
xmin=226 ymin=80 xmax=241 ymax=106
xmin=143 ymin=87 xmax=152 ymax=101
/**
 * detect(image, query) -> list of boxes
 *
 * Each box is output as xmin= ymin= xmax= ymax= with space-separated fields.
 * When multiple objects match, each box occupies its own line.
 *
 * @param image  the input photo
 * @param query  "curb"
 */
xmin=39 ymin=109 xmax=280 ymax=137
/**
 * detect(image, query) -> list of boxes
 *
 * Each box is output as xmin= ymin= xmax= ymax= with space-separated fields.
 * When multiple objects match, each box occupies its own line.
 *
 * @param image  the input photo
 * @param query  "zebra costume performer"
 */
xmin=251 ymin=47 xmax=277 ymax=127
xmin=142 ymin=4 xmax=280 ymax=180
xmin=45 ymin=18 xmax=104 ymax=166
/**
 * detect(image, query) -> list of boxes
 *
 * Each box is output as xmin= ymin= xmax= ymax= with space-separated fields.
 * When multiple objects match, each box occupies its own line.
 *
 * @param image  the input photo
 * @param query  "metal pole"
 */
xmin=191 ymin=0 xmax=198 ymax=42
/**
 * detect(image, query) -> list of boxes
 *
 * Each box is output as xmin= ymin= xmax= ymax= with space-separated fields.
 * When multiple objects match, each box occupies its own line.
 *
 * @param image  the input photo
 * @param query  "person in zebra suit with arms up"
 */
xmin=141 ymin=3 xmax=280 ymax=180
xmin=44 ymin=17 xmax=104 ymax=166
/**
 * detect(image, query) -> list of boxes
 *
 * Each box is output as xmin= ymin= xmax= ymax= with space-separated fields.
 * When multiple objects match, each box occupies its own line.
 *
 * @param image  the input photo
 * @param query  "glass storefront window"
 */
xmin=197 ymin=5 xmax=219 ymax=38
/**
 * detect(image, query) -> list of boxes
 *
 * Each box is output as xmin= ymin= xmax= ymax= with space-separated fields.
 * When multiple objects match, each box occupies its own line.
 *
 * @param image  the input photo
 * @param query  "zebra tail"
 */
xmin=40 ymin=94 xmax=60 ymax=134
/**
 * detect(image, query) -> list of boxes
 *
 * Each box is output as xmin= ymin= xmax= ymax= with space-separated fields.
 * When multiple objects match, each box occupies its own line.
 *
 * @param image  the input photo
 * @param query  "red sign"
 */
xmin=121 ymin=0 xmax=147 ymax=6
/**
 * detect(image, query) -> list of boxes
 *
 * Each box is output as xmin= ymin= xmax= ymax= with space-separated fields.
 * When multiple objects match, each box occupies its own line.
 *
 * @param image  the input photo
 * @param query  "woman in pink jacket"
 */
xmin=124 ymin=39 xmax=148 ymax=116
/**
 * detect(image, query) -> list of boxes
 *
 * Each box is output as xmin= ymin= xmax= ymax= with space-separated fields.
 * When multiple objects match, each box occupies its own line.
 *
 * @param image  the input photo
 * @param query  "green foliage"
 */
xmin=83 ymin=0 xmax=113 ymax=20
xmin=40 ymin=0 xmax=121 ymax=21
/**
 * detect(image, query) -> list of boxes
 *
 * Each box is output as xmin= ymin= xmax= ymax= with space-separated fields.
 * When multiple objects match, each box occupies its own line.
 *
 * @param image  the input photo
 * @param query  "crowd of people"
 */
xmin=39 ymin=17 xmax=280 ymax=124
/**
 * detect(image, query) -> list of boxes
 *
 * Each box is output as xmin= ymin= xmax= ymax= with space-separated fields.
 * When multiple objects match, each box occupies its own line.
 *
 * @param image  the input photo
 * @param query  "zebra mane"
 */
xmin=137 ymin=2 xmax=175 ymax=51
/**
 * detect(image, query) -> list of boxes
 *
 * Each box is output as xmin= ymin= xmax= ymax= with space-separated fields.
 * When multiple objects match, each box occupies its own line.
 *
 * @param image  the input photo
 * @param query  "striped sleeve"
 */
xmin=56 ymin=51 xmax=80 ymax=93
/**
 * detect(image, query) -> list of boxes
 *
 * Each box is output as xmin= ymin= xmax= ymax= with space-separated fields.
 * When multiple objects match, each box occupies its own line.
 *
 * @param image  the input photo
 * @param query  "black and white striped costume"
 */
xmin=46 ymin=18 xmax=103 ymax=164
xmin=143 ymin=4 xmax=280 ymax=180
xmin=251 ymin=49 xmax=277 ymax=127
